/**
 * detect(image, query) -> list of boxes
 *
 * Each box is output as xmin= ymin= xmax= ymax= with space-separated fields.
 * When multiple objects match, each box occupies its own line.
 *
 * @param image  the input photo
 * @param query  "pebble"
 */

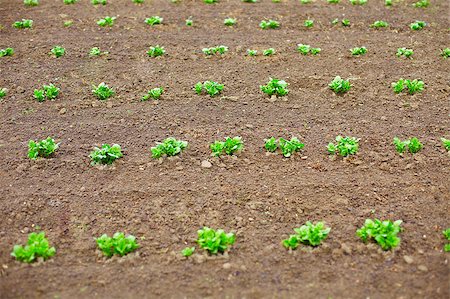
xmin=418 ymin=265 xmax=428 ymax=272
xmin=59 ymin=108 xmax=67 ymax=114
xmin=222 ymin=263 xmax=232 ymax=270
xmin=403 ymin=255 xmax=414 ymax=264
xmin=201 ymin=160 xmax=212 ymax=168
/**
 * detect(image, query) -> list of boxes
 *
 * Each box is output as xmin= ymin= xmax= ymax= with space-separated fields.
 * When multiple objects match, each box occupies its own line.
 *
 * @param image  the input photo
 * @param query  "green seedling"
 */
xmin=147 ymin=45 xmax=165 ymax=57
xmin=350 ymin=0 xmax=367 ymax=4
xmin=92 ymin=82 xmax=114 ymax=100
xmin=396 ymin=48 xmax=414 ymax=59
xmin=28 ymin=137 xmax=59 ymax=159
xmin=265 ymin=137 xmax=305 ymax=157
xmin=247 ymin=49 xmax=257 ymax=56
xmin=151 ymin=137 xmax=188 ymax=158
xmin=350 ymin=47 xmax=367 ymax=56
xmin=357 ymin=219 xmax=402 ymax=250
xmin=300 ymin=0 xmax=312 ymax=3
xmin=441 ymin=138 xmax=450 ymax=151
xmin=0 ymin=88 xmax=7 ymax=98
xmin=327 ymin=135 xmax=359 ymax=156
xmin=371 ymin=20 xmax=388 ymax=28
xmin=385 ymin=0 xmax=392 ymax=5
xmin=202 ymin=45 xmax=228 ymax=55
xmin=441 ymin=48 xmax=450 ymax=58
xmin=224 ymin=18 xmax=237 ymax=26
xmin=11 ymin=232 xmax=56 ymax=263
xmin=142 ymin=87 xmax=164 ymax=101
xmin=410 ymin=21 xmax=426 ymax=30
xmin=50 ymin=46 xmax=65 ymax=58
xmin=33 ymin=84 xmax=60 ymax=102
xmin=64 ymin=20 xmax=73 ymax=27
xmin=97 ymin=16 xmax=116 ymax=27
xmin=133 ymin=0 xmax=145 ymax=3
xmin=263 ymin=48 xmax=275 ymax=56
xmin=181 ymin=247 xmax=195 ymax=257
xmin=96 ymin=232 xmax=138 ymax=257
xmin=327 ymin=0 xmax=340 ymax=3
xmin=413 ymin=0 xmax=429 ymax=7
xmin=297 ymin=44 xmax=321 ymax=55
xmin=283 ymin=222 xmax=330 ymax=250
xmin=194 ymin=81 xmax=224 ymax=97
xmin=391 ymin=79 xmax=424 ymax=94
xmin=90 ymin=144 xmax=123 ymax=165
xmin=92 ymin=0 xmax=107 ymax=4
xmin=264 ymin=137 xmax=278 ymax=152
xmin=204 ymin=0 xmax=218 ymax=3
xmin=197 ymin=227 xmax=235 ymax=254
xmin=186 ymin=18 xmax=193 ymax=26
xmin=329 ymin=76 xmax=351 ymax=93
xmin=89 ymin=47 xmax=108 ymax=57
xmin=0 ymin=47 xmax=14 ymax=57
xmin=304 ymin=19 xmax=314 ymax=28
xmin=210 ymin=136 xmax=243 ymax=157
xmin=259 ymin=19 xmax=280 ymax=29
xmin=13 ymin=19 xmax=33 ymax=29
xmin=145 ymin=16 xmax=163 ymax=26
xmin=393 ymin=137 xmax=423 ymax=154
xmin=242 ymin=0 xmax=257 ymax=2
xmin=260 ymin=78 xmax=289 ymax=97
xmin=24 ymin=0 xmax=39 ymax=6
xmin=333 ymin=19 xmax=350 ymax=26
xmin=443 ymin=228 xmax=450 ymax=252
xmin=63 ymin=0 xmax=78 ymax=3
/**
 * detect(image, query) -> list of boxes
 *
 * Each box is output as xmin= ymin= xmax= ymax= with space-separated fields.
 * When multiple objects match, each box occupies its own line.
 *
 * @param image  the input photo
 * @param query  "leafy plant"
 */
xmin=197 ymin=227 xmax=235 ymax=254
xmin=443 ymin=228 xmax=450 ymax=252
xmin=300 ymin=0 xmax=311 ymax=3
xmin=0 ymin=47 xmax=14 ymax=57
xmin=265 ymin=137 xmax=305 ymax=157
xmin=391 ymin=79 xmax=424 ymax=94
xmin=350 ymin=46 xmax=367 ymax=56
xmin=350 ymin=0 xmax=367 ymax=4
xmin=142 ymin=87 xmax=164 ymax=101
xmin=357 ymin=219 xmax=402 ymax=250
xmin=194 ymin=81 xmax=224 ymax=97
xmin=247 ymin=49 xmax=257 ymax=56
xmin=441 ymin=48 xmax=450 ymax=58
xmin=396 ymin=48 xmax=414 ymax=59
xmin=132 ymin=0 xmax=144 ymax=3
xmin=327 ymin=135 xmax=359 ymax=156
xmin=0 ymin=88 xmax=7 ymax=98
xmin=204 ymin=0 xmax=218 ymax=3
xmin=181 ymin=247 xmax=195 ymax=257
xmin=413 ymin=0 xmax=429 ymax=7
xmin=224 ymin=18 xmax=236 ymax=26
xmin=151 ymin=137 xmax=188 ymax=158
xmin=92 ymin=82 xmax=115 ymax=100
xmin=63 ymin=0 xmax=78 ymax=3
xmin=64 ymin=20 xmax=73 ymax=27
xmin=145 ymin=16 xmax=163 ymax=26
xmin=259 ymin=19 xmax=280 ymax=30
xmin=89 ymin=47 xmax=108 ymax=57
xmin=90 ymin=144 xmax=123 ymax=165
xmin=28 ymin=137 xmax=59 ymax=159
xmin=33 ymin=84 xmax=60 ymax=102
xmin=304 ymin=19 xmax=314 ymax=28
xmin=11 ymin=232 xmax=56 ymax=263
xmin=210 ymin=137 xmax=243 ymax=157
xmin=263 ymin=48 xmax=275 ymax=56
xmin=264 ymin=137 xmax=278 ymax=152
xmin=393 ymin=137 xmax=423 ymax=154
xmin=441 ymin=138 xmax=450 ymax=151
xmin=410 ymin=21 xmax=426 ymax=30
xmin=329 ymin=76 xmax=351 ymax=93
xmin=92 ymin=0 xmax=107 ymax=5
xmin=186 ymin=18 xmax=193 ymax=26
xmin=341 ymin=19 xmax=350 ymax=26
xmin=96 ymin=232 xmax=139 ymax=257
xmin=147 ymin=45 xmax=165 ymax=57
xmin=260 ymin=78 xmax=289 ymax=97
xmin=283 ymin=222 xmax=330 ymax=249
xmin=13 ymin=19 xmax=33 ymax=29
xmin=97 ymin=16 xmax=116 ymax=27
xmin=24 ymin=0 xmax=39 ymax=6
xmin=385 ymin=0 xmax=392 ymax=5
xmin=50 ymin=46 xmax=65 ymax=58
xmin=202 ymin=45 xmax=228 ymax=55
xmin=297 ymin=44 xmax=321 ymax=55
xmin=370 ymin=20 xmax=388 ymax=28
xmin=242 ymin=0 xmax=257 ymax=2
xmin=327 ymin=0 xmax=340 ymax=3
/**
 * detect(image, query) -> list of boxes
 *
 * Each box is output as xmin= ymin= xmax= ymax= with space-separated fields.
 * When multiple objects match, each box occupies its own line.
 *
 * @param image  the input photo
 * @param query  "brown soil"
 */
xmin=0 ymin=0 xmax=449 ymax=298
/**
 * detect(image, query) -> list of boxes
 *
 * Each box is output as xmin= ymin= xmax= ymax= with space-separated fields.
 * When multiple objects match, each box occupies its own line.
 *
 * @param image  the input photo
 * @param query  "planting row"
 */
xmin=2 ymin=45 xmax=449 ymax=58
xmin=11 ymin=220 xmax=450 ymax=264
xmin=27 ymin=136 xmax=450 ymax=162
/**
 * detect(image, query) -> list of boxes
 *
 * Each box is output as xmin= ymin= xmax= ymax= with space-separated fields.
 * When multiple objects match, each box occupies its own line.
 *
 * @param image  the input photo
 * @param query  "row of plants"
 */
xmin=27 ymin=136 xmax=450 ymax=163
xmin=9 ymin=17 xmax=433 ymax=30
xmin=11 ymin=220 xmax=449 ymax=264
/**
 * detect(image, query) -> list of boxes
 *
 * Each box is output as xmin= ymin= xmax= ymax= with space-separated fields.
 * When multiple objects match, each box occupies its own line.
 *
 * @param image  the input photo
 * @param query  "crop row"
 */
xmin=11 ymin=221 xmax=450 ymax=264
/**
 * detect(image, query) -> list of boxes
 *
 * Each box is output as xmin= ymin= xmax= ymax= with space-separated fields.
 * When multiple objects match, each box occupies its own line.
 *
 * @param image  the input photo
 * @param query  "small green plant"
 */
xmin=28 ymin=137 xmax=59 ymax=159
xmin=385 ymin=0 xmax=392 ymax=5
xmin=329 ymin=76 xmax=351 ymax=93
xmin=89 ymin=47 xmax=108 ymax=57
xmin=327 ymin=0 xmax=340 ymax=3
xmin=304 ymin=19 xmax=314 ymax=28
xmin=210 ymin=137 xmax=243 ymax=157
xmin=145 ymin=16 xmax=163 ymax=26
xmin=350 ymin=0 xmax=367 ymax=4
xmin=283 ymin=222 xmax=330 ymax=249
xmin=224 ymin=18 xmax=237 ymax=26
xmin=327 ymin=135 xmax=359 ymax=156
xmin=370 ymin=20 xmax=388 ymax=28
xmin=393 ymin=137 xmax=423 ymax=154
xmin=413 ymin=0 xmax=429 ymax=7
xmin=11 ymin=232 xmax=56 ymax=263
xmin=357 ymin=219 xmax=402 ymax=250
xmin=441 ymin=48 xmax=450 ymax=58
xmin=396 ymin=48 xmax=414 ymax=59
xmin=24 ymin=0 xmax=39 ymax=6
xmin=263 ymin=48 xmax=275 ymax=56
xmin=142 ymin=87 xmax=164 ymax=101
xmin=194 ymin=81 xmax=224 ymax=97
xmin=410 ymin=21 xmax=426 ymax=30
xmin=50 ymin=46 xmax=65 ymax=58
xmin=441 ymin=138 xmax=450 ymax=151
xmin=64 ymin=20 xmax=73 ymax=27
xmin=259 ymin=19 xmax=280 ymax=30
xmin=202 ymin=45 xmax=228 ymax=55
xmin=92 ymin=82 xmax=115 ymax=100
xmin=147 ymin=45 xmax=165 ymax=57
xmin=333 ymin=18 xmax=350 ymax=26
xmin=247 ymin=49 xmax=257 ymax=56
xmin=186 ymin=18 xmax=193 ymax=26
xmin=0 ymin=88 xmax=7 ymax=98
xmin=197 ymin=227 xmax=235 ymax=254
xmin=0 ymin=47 xmax=14 ymax=57
xmin=63 ymin=0 xmax=78 ymax=3
xmin=300 ymin=0 xmax=311 ymax=3
xmin=181 ymin=247 xmax=195 ymax=257
xmin=264 ymin=137 xmax=278 ymax=152
xmin=350 ymin=46 xmax=367 ymax=56
xmin=151 ymin=137 xmax=188 ymax=158
xmin=265 ymin=137 xmax=305 ymax=157
xmin=443 ymin=228 xmax=450 ymax=252
xmin=97 ymin=16 xmax=116 ymax=27
xmin=96 ymin=232 xmax=139 ymax=257
xmin=132 ymin=0 xmax=144 ymax=3
xmin=204 ymin=0 xmax=218 ymax=3
xmin=260 ymin=78 xmax=289 ymax=97
xmin=391 ymin=79 xmax=424 ymax=94
xmin=13 ymin=19 xmax=33 ymax=29
xmin=242 ymin=0 xmax=257 ymax=2
xmin=297 ymin=44 xmax=317 ymax=55
xmin=91 ymin=0 xmax=107 ymax=5
xmin=33 ymin=84 xmax=60 ymax=102
xmin=90 ymin=144 xmax=123 ymax=165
